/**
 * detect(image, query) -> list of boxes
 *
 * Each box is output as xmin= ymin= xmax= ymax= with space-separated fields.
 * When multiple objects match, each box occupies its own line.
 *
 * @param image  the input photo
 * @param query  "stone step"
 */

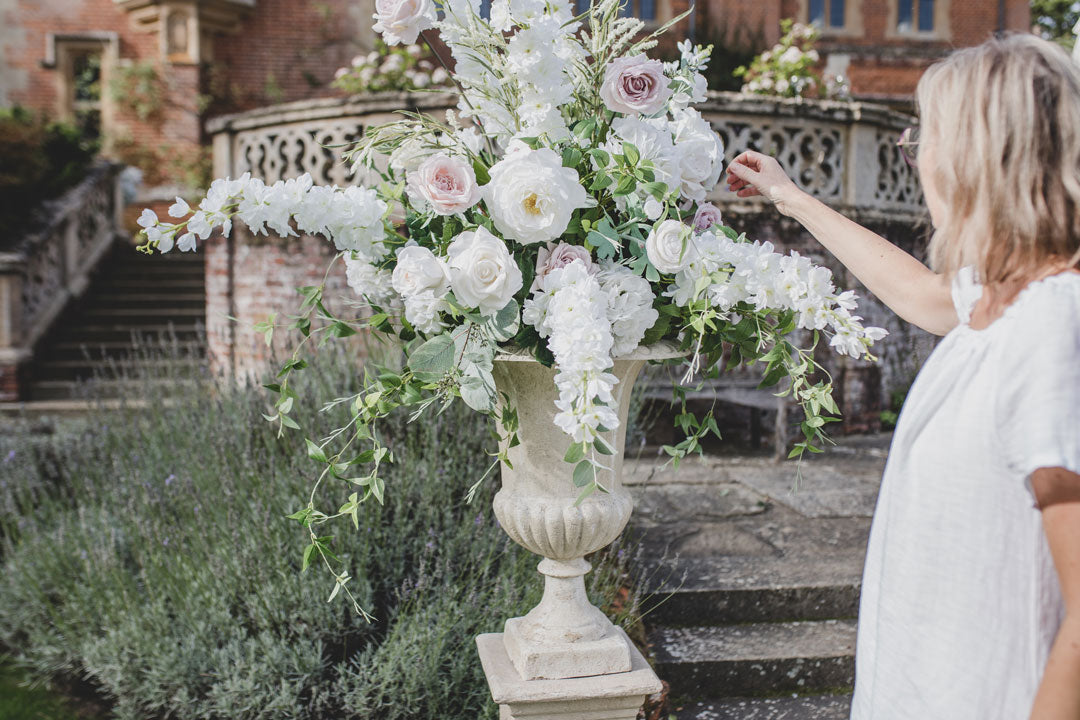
xmin=91 ymin=292 xmax=206 ymax=307
xmin=649 ymin=620 xmax=856 ymax=700
xmin=29 ymin=377 xmax=203 ymax=401
xmin=674 ymin=694 xmax=852 ymax=719
xmin=79 ymin=306 xmax=205 ymax=318
xmin=642 ymin=555 xmax=861 ymax=627
xmin=106 ymin=278 xmax=206 ymax=290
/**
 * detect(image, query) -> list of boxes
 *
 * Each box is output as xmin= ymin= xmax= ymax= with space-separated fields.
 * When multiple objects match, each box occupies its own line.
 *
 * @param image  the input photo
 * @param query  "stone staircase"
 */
xmin=624 ymin=437 xmax=888 ymax=719
xmin=26 ymin=241 xmax=206 ymax=401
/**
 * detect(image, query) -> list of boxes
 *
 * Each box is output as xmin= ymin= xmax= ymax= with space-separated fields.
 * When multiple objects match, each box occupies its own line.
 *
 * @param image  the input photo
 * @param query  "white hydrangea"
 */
xmin=596 ymin=261 xmax=659 ymax=356
xmin=345 ymin=255 xmax=400 ymax=311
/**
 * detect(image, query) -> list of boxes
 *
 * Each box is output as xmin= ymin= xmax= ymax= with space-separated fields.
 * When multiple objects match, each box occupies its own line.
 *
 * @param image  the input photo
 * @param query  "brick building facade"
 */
xmin=2 ymin=0 xmax=1032 ymax=195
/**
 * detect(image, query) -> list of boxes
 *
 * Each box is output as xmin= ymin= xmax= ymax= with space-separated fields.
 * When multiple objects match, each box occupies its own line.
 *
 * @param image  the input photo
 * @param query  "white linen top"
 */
xmin=850 ymin=269 xmax=1080 ymax=720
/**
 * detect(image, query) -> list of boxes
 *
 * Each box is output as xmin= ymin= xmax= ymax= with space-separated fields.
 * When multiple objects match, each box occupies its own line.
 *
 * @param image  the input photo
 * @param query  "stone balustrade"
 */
xmin=204 ymin=91 xmax=929 ymax=430
xmin=0 ymin=162 xmax=129 ymax=401
xmin=206 ymin=90 xmax=922 ymax=221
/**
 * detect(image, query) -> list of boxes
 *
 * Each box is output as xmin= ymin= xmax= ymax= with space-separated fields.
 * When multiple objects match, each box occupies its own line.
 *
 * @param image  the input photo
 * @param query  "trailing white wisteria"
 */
xmin=135 ymin=0 xmax=886 ymax=614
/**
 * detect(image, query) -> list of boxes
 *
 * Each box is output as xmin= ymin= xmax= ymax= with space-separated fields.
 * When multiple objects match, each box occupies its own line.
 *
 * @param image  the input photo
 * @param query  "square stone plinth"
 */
xmin=476 ymin=629 xmax=662 ymax=720
xmin=503 ymin=616 xmax=632 ymax=680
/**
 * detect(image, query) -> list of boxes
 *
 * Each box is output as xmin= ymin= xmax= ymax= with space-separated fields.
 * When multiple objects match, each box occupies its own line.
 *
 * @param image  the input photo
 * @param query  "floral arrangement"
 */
xmin=332 ymin=40 xmax=451 ymax=94
xmin=735 ymin=19 xmax=850 ymax=99
xmin=136 ymin=0 xmax=885 ymax=613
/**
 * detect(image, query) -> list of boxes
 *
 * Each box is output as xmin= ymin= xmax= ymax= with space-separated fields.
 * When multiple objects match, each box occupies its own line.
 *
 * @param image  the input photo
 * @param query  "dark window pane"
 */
xmin=618 ymin=0 xmax=631 ymax=17
xmin=640 ymin=0 xmax=656 ymax=20
xmin=829 ymin=0 xmax=845 ymax=26
xmin=917 ymin=0 xmax=934 ymax=31
xmin=575 ymin=0 xmax=589 ymax=13
xmin=480 ymin=0 xmax=492 ymax=18
xmin=897 ymin=0 xmax=913 ymax=31
xmin=72 ymin=52 xmax=101 ymax=103
xmin=809 ymin=0 xmax=825 ymax=24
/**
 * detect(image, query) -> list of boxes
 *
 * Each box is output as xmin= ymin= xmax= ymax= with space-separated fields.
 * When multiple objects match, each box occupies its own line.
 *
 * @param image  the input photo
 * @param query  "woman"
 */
xmin=725 ymin=34 xmax=1080 ymax=719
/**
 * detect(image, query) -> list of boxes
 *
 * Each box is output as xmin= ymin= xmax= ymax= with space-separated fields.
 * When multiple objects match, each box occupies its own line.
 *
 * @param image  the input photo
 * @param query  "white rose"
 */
xmin=446 ymin=226 xmax=523 ymax=315
xmin=406 ymin=153 xmax=481 ymax=216
xmin=482 ymin=147 xmax=592 ymax=245
xmin=391 ymin=244 xmax=450 ymax=298
xmin=670 ymin=108 xmax=725 ymax=203
xmin=646 ymin=219 xmax=697 ymax=274
xmin=373 ymin=0 xmax=436 ymax=46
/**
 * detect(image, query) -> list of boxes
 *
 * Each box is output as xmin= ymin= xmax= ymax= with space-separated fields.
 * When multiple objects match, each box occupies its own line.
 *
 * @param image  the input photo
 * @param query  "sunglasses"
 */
xmin=897 ymin=126 xmax=920 ymax=167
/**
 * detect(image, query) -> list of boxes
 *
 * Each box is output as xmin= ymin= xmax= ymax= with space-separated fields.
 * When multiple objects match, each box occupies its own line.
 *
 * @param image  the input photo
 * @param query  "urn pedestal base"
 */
xmin=476 ymin=631 xmax=662 ymax=720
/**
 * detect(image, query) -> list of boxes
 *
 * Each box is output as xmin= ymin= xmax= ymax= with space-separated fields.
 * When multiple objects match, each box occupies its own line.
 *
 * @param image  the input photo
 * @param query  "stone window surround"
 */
xmin=41 ymin=32 xmax=120 ymax=150
xmin=883 ymin=0 xmax=952 ymax=41
xmin=794 ymin=0 xmax=864 ymax=39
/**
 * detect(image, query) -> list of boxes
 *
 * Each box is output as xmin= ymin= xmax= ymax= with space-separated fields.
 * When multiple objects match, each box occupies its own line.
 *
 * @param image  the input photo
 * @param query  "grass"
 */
xmin=0 ymin=657 xmax=82 ymax=720
xmin=0 ymin=345 xmax=647 ymax=720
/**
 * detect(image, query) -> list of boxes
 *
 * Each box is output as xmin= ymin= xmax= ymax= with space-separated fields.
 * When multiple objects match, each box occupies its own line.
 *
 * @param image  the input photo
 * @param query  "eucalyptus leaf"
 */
xmin=407 ymin=333 xmax=456 ymax=380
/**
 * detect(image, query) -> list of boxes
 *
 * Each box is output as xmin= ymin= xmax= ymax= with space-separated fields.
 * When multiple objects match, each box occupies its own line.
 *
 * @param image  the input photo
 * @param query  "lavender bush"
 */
xmin=0 ymin=349 xmax=644 ymax=720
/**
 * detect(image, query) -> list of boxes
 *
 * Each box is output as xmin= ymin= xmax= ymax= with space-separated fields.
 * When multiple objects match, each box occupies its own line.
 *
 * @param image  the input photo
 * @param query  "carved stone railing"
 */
xmin=207 ymin=90 xmax=922 ymax=221
xmin=0 ymin=162 xmax=129 ymax=400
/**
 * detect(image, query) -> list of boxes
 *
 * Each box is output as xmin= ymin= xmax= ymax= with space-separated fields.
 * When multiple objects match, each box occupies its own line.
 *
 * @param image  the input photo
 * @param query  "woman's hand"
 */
xmin=725 ymin=150 xmax=804 ymax=217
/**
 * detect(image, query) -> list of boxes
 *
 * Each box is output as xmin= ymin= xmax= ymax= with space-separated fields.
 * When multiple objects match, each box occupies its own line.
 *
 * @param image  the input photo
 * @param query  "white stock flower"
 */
xmin=373 ymin=0 xmax=436 ymax=46
xmin=168 ymin=198 xmax=190 ymax=218
xmin=446 ymin=226 xmax=523 ymax=315
xmin=391 ymin=244 xmax=450 ymax=298
xmin=483 ymin=147 xmax=591 ymax=245
xmin=646 ymin=219 xmax=697 ymax=274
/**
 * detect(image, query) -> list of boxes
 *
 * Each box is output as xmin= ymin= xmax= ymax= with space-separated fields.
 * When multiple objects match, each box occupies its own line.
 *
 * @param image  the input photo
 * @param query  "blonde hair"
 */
xmin=916 ymin=33 xmax=1080 ymax=284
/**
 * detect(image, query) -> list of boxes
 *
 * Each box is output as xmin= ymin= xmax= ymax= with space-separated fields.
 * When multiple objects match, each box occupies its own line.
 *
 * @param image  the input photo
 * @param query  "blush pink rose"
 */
xmin=406 ymin=153 xmax=481 ymax=216
xmin=692 ymin=203 xmax=723 ymax=232
xmin=532 ymin=242 xmax=595 ymax=291
xmin=373 ymin=0 xmax=436 ymax=46
xmin=599 ymin=55 xmax=673 ymax=116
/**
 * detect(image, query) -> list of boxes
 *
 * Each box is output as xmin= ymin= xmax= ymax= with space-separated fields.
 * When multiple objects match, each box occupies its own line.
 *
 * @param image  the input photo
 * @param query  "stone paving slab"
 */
xmin=674 ymin=695 xmax=852 ymax=720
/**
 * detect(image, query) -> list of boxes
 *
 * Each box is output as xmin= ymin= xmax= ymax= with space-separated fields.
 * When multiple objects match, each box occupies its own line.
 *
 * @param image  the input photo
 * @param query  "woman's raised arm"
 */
xmin=726 ymin=150 xmax=958 ymax=336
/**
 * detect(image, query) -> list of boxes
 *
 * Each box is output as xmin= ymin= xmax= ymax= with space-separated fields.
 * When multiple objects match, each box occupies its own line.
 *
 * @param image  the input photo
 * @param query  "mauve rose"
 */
xmin=406 ymin=154 xmax=481 ymax=216
xmin=599 ymin=55 xmax=672 ymax=116
xmin=692 ymin=203 xmax=723 ymax=233
xmin=532 ymin=242 xmax=595 ymax=291
xmin=373 ymin=0 xmax=436 ymax=46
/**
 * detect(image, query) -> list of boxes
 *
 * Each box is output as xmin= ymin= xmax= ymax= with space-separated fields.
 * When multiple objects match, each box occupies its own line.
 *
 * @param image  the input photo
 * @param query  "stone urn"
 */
xmin=475 ymin=343 xmax=680 ymax=718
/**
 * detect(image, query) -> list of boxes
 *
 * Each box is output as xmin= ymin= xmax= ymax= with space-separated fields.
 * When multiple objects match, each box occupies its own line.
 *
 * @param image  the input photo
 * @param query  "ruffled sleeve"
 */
xmin=995 ymin=275 xmax=1080 ymax=494
xmin=950 ymin=266 xmax=983 ymax=325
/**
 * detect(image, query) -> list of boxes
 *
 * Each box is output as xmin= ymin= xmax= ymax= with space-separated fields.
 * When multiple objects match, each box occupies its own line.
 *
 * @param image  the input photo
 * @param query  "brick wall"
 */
xmin=204 ymin=228 xmax=369 ymax=384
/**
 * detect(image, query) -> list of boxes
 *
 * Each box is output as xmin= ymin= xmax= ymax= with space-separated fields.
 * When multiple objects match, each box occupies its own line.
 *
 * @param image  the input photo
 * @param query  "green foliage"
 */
xmin=108 ymin=61 xmax=165 ymax=122
xmin=0 ymin=351 xmax=641 ymax=720
xmin=0 ymin=658 xmax=81 ymax=720
xmin=1032 ymin=0 xmax=1079 ymax=50
xmin=0 ymin=106 xmax=99 ymax=242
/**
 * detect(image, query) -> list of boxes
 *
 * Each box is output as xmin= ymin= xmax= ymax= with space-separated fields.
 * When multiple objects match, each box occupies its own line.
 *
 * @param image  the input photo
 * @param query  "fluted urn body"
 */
xmin=491 ymin=343 xmax=680 ymax=681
